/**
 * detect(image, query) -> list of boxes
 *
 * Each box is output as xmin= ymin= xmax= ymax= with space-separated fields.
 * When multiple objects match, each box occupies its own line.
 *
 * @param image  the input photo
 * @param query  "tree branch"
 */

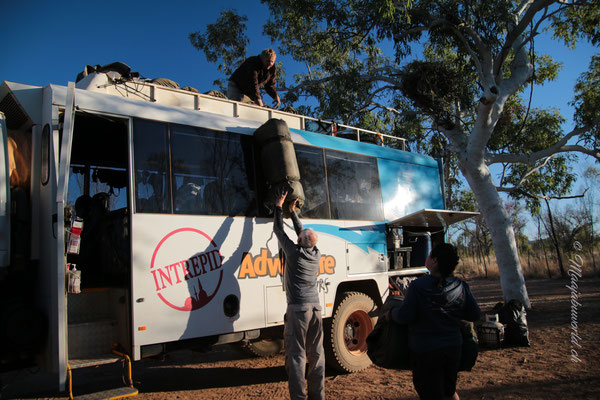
xmin=446 ymin=24 xmax=486 ymax=83
xmin=497 ymin=186 xmax=589 ymax=200
xmin=368 ymin=101 xmax=418 ymax=117
xmin=281 ymin=75 xmax=335 ymax=98
xmin=439 ymin=124 xmax=468 ymax=153
xmin=499 ymin=32 xmax=534 ymax=96
xmin=494 ymin=0 xmax=556 ymax=77
xmin=487 ymin=116 xmax=600 ymax=165
xmin=517 ymin=154 xmax=557 ymax=186
xmin=281 ymin=66 xmax=400 ymax=100
xmin=459 ymin=23 xmax=496 ymax=82
xmin=515 ymin=3 xmax=577 ymax=56
xmin=468 ymin=94 xmax=501 ymax=156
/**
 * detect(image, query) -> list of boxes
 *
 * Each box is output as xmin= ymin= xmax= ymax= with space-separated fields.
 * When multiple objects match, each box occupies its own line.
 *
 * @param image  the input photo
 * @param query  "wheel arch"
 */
xmin=333 ymin=279 xmax=383 ymax=312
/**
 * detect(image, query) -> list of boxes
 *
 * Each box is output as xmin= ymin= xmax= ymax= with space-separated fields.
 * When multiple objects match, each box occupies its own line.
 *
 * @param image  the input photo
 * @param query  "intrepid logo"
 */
xmin=151 ymin=228 xmax=224 ymax=311
xmin=238 ymin=248 xmax=336 ymax=279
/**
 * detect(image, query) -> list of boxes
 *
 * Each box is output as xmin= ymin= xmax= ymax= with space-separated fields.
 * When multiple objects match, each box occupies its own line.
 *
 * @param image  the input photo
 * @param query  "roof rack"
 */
xmin=81 ymin=76 xmax=406 ymax=150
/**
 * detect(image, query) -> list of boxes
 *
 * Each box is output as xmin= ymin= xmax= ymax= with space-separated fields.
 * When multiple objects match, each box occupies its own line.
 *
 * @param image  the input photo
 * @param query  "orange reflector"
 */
xmin=138 ymin=326 xmax=146 ymax=331
xmin=326 ymin=303 xmax=333 ymax=308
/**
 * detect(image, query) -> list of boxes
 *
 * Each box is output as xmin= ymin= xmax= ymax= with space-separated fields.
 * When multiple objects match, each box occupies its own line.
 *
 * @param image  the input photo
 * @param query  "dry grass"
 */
xmin=456 ymin=250 xmax=600 ymax=279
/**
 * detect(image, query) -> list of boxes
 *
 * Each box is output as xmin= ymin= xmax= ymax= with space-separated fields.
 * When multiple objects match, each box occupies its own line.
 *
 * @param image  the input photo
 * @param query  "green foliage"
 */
xmin=515 ymin=232 xmax=531 ymax=254
xmin=532 ymin=54 xmax=562 ymax=85
xmin=583 ymin=165 xmax=600 ymax=182
xmin=399 ymin=60 xmax=471 ymax=128
xmin=487 ymin=96 xmax=576 ymax=214
xmin=190 ymin=0 xmax=599 ymax=212
xmin=551 ymin=3 xmax=600 ymax=48
xmin=453 ymin=189 xmax=478 ymax=212
xmin=263 ymin=0 xmax=405 ymax=60
xmin=189 ymin=10 xmax=249 ymax=89
xmin=503 ymin=156 xmax=575 ymax=214
xmin=571 ymin=54 xmax=600 ymax=146
xmin=489 ymin=104 xmax=565 ymax=153
xmin=398 ymin=1 xmax=514 ymax=54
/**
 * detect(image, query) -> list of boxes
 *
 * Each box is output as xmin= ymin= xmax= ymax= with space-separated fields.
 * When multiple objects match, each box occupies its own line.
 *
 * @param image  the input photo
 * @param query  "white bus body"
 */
xmin=0 ymin=74 xmax=476 ymax=392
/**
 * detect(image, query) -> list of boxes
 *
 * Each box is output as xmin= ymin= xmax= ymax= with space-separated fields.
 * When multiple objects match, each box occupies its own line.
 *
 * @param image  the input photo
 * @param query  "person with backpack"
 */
xmin=386 ymin=243 xmax=481 ymax=400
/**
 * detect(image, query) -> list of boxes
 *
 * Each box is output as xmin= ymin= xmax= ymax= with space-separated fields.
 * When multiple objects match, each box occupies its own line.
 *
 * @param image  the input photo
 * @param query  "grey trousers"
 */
xmin=284 ymin=303 xmax=325 ymax=400
xmin=226 ymin=81 xmax=256 ymax=104
xmin=226 ymin=80 xmax=242 ymax=101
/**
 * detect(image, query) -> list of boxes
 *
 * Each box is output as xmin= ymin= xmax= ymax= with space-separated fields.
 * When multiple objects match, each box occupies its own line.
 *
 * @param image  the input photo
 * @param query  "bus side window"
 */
xmin=170 ymin=125 xmax=257 ymax=217
xmin=325 ymin=150 xmax=384 ymax=221
xmin=295 ymin=144 xmax=330 ymax=219
xmin=133 ymin=119 xmax=171 ymax=213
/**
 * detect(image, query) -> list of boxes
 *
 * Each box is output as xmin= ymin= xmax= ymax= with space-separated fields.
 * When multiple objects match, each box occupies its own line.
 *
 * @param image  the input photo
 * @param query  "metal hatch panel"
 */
xmin=387 ymin=209 xmax=479 ymax=228
xmin=0 ymin=81 xmax=43 ymax=130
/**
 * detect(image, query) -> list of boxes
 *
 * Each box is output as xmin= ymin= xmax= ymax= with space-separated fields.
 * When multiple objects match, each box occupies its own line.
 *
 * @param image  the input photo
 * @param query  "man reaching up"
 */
xmin=273 ymin=191 xmax=325 ymax=400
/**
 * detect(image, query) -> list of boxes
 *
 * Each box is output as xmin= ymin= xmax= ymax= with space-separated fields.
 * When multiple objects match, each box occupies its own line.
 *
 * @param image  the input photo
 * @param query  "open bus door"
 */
xmin=54 ymin=82 xmax=77 ymax=391
xmin=55 ymin=83 xmax=137 ymax=398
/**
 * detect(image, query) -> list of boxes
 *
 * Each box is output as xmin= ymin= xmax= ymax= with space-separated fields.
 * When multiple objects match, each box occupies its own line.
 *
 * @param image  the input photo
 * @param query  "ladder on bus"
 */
xmin=66 ymin=348 xmax=138 ymax=400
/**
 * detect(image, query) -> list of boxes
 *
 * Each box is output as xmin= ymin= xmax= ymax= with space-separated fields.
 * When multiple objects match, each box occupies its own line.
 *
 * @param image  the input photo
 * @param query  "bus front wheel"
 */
xmin=325 ymin=291 xmax=377 ymax=372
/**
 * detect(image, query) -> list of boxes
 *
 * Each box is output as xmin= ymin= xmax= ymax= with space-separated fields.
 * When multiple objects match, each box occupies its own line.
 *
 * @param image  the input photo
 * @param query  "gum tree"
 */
xmin=191 ymin=0 xmax=600 ymax=307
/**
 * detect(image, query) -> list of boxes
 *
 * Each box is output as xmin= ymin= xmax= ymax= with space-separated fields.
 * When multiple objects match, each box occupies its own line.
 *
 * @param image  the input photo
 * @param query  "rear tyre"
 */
xmin=325 ymin=292 xmax=377 ymax=372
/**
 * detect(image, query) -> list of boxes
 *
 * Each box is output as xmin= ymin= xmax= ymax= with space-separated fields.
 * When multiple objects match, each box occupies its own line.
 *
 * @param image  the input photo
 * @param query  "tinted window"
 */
xmin=68 ymin=165 xmax=128 ymax=214
xmin=171 ymin=125 xmax=257 ymax=216
xmin=133 ymin=119 xmax=171 ymax=213
xmin=325 ymin=150 xmax=383 ymax=221
xmin=295 ymin=144 xmax=330 ymax=219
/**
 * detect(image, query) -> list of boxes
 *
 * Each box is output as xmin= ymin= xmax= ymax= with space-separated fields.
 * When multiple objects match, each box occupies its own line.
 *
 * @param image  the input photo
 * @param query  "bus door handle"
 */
xmin=52 ymin=213 xmax=58 ymax=239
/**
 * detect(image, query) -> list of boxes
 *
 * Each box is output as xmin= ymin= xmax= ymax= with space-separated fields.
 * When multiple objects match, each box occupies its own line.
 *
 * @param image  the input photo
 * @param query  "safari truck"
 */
xmin=0 ymin=66 xmax=476 ymax=397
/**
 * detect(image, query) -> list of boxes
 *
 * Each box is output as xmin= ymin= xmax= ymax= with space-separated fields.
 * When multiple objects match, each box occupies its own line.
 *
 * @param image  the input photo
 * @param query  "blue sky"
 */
xmin=1 ymin=1 xmax=595 ymax=116
xmin=0 ymin=1 xmax=273 ymax=91
xmin=1 ymin=1 xmax=595 ymax=121
xmin=1 ymin=0 xmax=598 ymax=236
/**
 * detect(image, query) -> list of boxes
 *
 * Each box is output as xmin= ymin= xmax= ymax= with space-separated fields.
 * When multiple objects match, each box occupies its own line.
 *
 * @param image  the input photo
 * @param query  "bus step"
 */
xmin=67 ymin=351 xmax=137 ymax=400
xmin=72 ymin=386 xmax=138 ymax=400
xmin=68 ymin=354 xmax=121 ymax=369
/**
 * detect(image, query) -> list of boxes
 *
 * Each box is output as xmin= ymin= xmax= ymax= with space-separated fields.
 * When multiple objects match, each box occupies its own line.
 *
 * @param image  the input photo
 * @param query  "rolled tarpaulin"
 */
xmin=254 ymin=119 xmax=305 ymax=217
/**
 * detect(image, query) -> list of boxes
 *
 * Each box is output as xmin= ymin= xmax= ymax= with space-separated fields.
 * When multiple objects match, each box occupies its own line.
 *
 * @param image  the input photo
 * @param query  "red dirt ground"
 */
xmin=5 ymin=277 xmax=600 ymax=400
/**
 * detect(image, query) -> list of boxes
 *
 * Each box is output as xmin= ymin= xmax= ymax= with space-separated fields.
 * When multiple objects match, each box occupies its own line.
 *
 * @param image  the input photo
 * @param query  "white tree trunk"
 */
xmin=459 ymin=157 xmax=531 ymax=308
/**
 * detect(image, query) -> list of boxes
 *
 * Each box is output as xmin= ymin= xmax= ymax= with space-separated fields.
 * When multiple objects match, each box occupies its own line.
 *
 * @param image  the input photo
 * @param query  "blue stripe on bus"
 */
xmin=304 ymin=223 xmax=386 ymax=254
xmin=291 ymin=128 xmax=438 ymax=166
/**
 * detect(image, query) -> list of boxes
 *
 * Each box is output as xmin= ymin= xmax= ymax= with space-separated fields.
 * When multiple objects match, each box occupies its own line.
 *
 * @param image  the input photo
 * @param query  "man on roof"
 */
xmin=227 ymin=48 xmax=281 ymax=109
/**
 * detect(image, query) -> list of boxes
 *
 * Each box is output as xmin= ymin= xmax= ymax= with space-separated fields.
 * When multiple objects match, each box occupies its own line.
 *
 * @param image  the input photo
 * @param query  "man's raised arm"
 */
xmin=273 ymin=191 xmax=295 ymax=252
xmin=289 ymin=198 xmax=303 ymax=236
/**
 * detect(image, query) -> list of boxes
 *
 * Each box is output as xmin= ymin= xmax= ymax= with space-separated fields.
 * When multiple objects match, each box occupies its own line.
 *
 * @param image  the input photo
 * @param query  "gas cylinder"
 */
xmin=477 ymin=313 xmax=505 ymax=347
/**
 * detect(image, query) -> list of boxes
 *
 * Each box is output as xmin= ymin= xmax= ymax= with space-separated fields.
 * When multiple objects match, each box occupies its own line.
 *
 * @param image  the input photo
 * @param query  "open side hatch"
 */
xmin=386 ymin=209 xmax=479 ymax=273
xmin=387 ymin=208 xmax=479 ymax=228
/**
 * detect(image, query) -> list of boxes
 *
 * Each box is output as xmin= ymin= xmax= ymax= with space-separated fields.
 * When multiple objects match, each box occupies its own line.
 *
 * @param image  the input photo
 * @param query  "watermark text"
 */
xmin=566 ymin=241 xmax=583 ymax=362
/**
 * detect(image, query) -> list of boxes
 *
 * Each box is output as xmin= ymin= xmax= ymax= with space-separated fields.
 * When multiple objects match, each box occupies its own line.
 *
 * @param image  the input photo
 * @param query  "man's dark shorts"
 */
xmin=411 ymin=346 xmax=461 ymax=399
